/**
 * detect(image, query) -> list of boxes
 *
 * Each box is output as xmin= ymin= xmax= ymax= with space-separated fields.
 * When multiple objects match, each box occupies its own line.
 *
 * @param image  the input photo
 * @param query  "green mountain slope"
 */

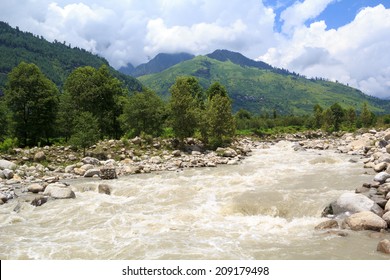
xmin=0 ymin=21 xmax=142 ymax=91
xmin=139 ymin=55 xmax=390 ymax=115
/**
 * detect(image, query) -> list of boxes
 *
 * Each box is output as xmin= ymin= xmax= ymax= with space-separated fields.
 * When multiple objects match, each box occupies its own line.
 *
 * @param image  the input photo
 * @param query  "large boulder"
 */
xmin=331 ymin=193 xmax=383 ymax=216
xmin=43 ymin=183 xmax=75 ymax=199
xmin=377 ymin=239 xmax=390 ymax=254
xmin=385 ymin=200 xmax=390 ymax=213
xmin=344 ymin=211 xmax=387 ymax=231
xmin=0 ymin=159 xmax=16 ymax=170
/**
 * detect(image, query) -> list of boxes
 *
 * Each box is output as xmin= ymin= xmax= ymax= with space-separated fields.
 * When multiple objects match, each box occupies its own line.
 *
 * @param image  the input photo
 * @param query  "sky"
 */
xmin=0 ymin=0 xmax=389 ymax=98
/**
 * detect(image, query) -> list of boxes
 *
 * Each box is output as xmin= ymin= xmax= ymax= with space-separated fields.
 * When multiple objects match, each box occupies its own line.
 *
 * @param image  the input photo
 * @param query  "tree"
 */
xmin=0 ymin=99 xmax=9 ymax=141
xmin=205 ymin=83 xmax=235 ymax=147
xmin=313 ymin=104 xmax=323 ymax=129
xmin=360 ymin=102 xmax=375 ymax=128
xmin=5 ymin=62 xmax=59 ymax=146
xmin=329 ymin=103 xmax=344 ymax=131
xmin=345 ymin=107 xmax=357 ymax=130
xmin=120 ymin=89 xmax=166 ymax=137
xmin=64 ymin=65 xmax=127 ymax=139
xmin=169 ymin=76 xmax=203 ymax=141
xmin=69 ymin=112 xmax=100 ymax=156
xmin=56 ymin=92 xmax=76 ymax=141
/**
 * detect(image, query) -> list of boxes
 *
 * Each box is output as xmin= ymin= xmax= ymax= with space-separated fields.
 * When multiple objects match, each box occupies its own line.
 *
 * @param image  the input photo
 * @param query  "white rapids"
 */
xmin=0 ymin=141 xmax=389 ymax=259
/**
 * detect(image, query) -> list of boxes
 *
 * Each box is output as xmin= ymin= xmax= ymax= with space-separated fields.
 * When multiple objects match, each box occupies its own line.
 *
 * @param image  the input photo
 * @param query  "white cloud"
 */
xmin=280 ymin=0 xmax=336 ymax=34
xmin=260 ymin=4 xmax=390 ymax=98
xmin=0 ymin=0 xmax=389 ymax=98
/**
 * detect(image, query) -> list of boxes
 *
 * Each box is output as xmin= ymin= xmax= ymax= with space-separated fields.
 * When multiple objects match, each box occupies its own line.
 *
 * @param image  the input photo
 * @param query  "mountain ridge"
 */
xmin=138 ymin=53 xmax=390 ymax=115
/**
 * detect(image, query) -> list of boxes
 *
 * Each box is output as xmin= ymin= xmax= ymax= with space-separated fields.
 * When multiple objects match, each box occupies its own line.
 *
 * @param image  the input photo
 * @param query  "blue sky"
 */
xmin=0 ymin=0 xmax=389 ymax=98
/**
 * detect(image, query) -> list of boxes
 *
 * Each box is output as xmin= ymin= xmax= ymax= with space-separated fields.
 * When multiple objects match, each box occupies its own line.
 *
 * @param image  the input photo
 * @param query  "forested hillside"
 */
xmin=0 ymin=21 xmax=142 ymax=91
xmin=138 ymin=52 xmax=390 ymax=115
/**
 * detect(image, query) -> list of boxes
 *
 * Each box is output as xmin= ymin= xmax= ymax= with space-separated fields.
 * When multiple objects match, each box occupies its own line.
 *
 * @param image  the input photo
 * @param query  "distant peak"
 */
xmin=206 ymin=49 xmax=272 ymax=70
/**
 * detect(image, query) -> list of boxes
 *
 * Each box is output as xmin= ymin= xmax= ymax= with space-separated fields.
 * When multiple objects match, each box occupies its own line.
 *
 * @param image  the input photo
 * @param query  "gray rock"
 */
xmin=81 ymin=164 xmax=94 ymax=171
xmin=34 ymin=151 xmax=46 ymax=162
xmin=368 ymin=195 xmax=388 ymax=208
xmin=374 ymin=162 xmax=388 ymax=172
xmin=2 ymin=169 xmax=14 ymax=180
xmin=81 ymin=157 xmax=100 ymax=165
xmin=387 ymin=144 xmax=390 ymax=154
xmin=31 ymin=196 xmax=48 ymax=207
xmin=98 ymin=184 xmax=111 ymax=195
xmin=84 ymin=169 xmax=100 ymax=178
xmin=315 ymin=220 xmax=339 ymax=230
xmin=383 ymin=212 xmax=390 ymax=226
xmin=0 ymin=159 xmax=17 ymax=170
xmin=43 ymin=183 xmax=75 ymax=199
xmin=0 ymin=171 xmax=5 ymax=179
xmin=374 ymin=172 xmax=390 ymax=183
xmin=331 ymin=193 xmax=383 ymax=216
xmin=344 ymin=211 xmax=387 ymax=231
xmin=64 ymin=164 xmax=76 ymax=173
xmin=385 ymin=133 xmax=390 ymax=141
xmin=377 ymin=239 xmax=390 ymax=254
xmin=172 ymin=150 xmax=181 ymax=157
xmin=28 ymin=183 xmax=45 ymax=193
xmin=385 ymin=199 xmax=390 ymax=212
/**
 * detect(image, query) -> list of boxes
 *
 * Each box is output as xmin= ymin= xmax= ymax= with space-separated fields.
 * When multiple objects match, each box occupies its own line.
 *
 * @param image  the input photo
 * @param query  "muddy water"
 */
xmin=1 ymin=141 xmax=389 ymax=260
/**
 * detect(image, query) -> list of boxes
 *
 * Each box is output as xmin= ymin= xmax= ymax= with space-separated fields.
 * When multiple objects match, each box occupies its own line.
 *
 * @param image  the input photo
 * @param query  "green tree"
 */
xmin=0 ymin=99 xmax=9 ymax=141
xmin=120 ymin=89 xmax=166 ymax=137
xmin=205 ymin=83 xmax=235 ymax=147
xmin=69 ymin=112 xmax=100 ymax=156
xmin=64 ymin=65 xmax=127 ymax=139
xmin=5 ymin=62 xmax=59 ymax=146
xmin=313 ymin=104 xmax=323 ymax=129
xmin=330 ymin=103 xmax=344 ymax=131
xmin=169 ymin=76 xmax=203 ymax=141
xmin=56 ymin=92 xmax=76 ymax=141
xmin=345 ymin=107 xmax=357 ymax=130
xmin=360 ymin=102 xmax=375 ymax=128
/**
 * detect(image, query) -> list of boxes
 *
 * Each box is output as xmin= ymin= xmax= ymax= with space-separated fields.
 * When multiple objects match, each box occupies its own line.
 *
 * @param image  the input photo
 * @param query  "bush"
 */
xmin=0 ymin=138 xmax=18 ymax=153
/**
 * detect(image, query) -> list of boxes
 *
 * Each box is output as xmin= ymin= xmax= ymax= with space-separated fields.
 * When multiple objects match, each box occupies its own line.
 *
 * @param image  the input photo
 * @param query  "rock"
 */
xmin=374 ymin=172 xmax=390 ymax=183
xmin=374 ymin=162 xmax=388 ymax=172
xmin=31 ymin=196 xmax=48 ymax=207
xmin=377 ymin=239 xmax=390 ymax=254
xmin=369 ymin=195 xmax=388 ymax=208
xmin=98 ymin=184 xmax=111 ymax=195
xmin=100 ymin=166 xmax=117 ymax=180
xmin=315 ymin=220 xmax=339 ymax=230
xmin=172 ymin=150 xmax=181 ymax=157
xmin=34 ymin=151 xmax=46 ymax=162
xmin=344 ymin=211 xmax=387 ymax=231
xmin=150 ymin=156 xmax=162 ymax=164
xmin=387 ymin=144 xmax=390 ymax=154
xmin=355 ymin=186 xmax=370 ymax=194
xmin=84 ymin=169 xmax=100 ymax=178
xmin=0 ymin=159 xmax=17 ymax=170
xmin=383 ymin=212 xmax=390 ymax=226
xmin=0 ymin=192 xmax=7 ymax=203
xmin=27 ymin=183 xmax=45 ymax=193
xmin=64 ymin=164 xmax=76 ymax=173
xmin=385 ymin=200 xmax=390 ymax=212
xmin=385 ymin=133 xmax=390 ymax=141
xmin=132 ymin=136 xmax=142 ymax=145
xmin=43 ymin=183 xmax=76 ymax=199
xmin=348 ymin=138 xmax=372 ymax=151
xmin=81 ymin=157 xmax=100 ymax=165
xmin=331 ymin=193 xmax=383 ymax=216
xmin=2 ymin=169 xmax=14 ymax=180
xmin=73 ymin=168 xmax=86 ymax=176
xmin=81 ymin=164 xmax=94 ymax=171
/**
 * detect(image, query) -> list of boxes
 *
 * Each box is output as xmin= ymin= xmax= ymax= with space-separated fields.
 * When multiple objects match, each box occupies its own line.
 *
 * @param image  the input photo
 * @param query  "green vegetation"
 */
xmin=139 ymin=55 xmax=390 ymax=115
xmin=4 ymin=62 xmax=59 ymax=146
xmin=0 ymin=21 xmax=142 ymax=92
xmin=69 ymin=112 xmax=100 ymax=156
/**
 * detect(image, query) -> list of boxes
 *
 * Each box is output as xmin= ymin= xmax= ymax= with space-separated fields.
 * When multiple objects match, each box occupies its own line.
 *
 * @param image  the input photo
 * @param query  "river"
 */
xmin=1 ymin=141 xmax=389 ymax=259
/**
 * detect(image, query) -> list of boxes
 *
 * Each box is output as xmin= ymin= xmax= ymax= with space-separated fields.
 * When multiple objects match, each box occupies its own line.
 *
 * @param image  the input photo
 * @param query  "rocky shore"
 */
xmin=294 ymin=129 xmax=390 ymax=255
xmin=0 ymin=136 xmax=261 ymax=207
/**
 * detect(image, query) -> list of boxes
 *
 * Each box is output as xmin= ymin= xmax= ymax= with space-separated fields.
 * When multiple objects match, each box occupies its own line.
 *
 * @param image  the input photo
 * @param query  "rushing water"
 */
xmin=0 ymin=141 xmax=389 ymax=260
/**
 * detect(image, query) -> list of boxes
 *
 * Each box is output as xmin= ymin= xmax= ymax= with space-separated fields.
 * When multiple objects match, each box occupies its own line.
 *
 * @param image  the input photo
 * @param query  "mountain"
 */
xmin=119 ymin=52 xmax=195 ymax=77
xmin=207 ymin=49 xmax=273 ymax=71
xmin=0 ymin=21 xmax=142 ymax=91
xmin=138 ymin=52 xmax=390 ymax=115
